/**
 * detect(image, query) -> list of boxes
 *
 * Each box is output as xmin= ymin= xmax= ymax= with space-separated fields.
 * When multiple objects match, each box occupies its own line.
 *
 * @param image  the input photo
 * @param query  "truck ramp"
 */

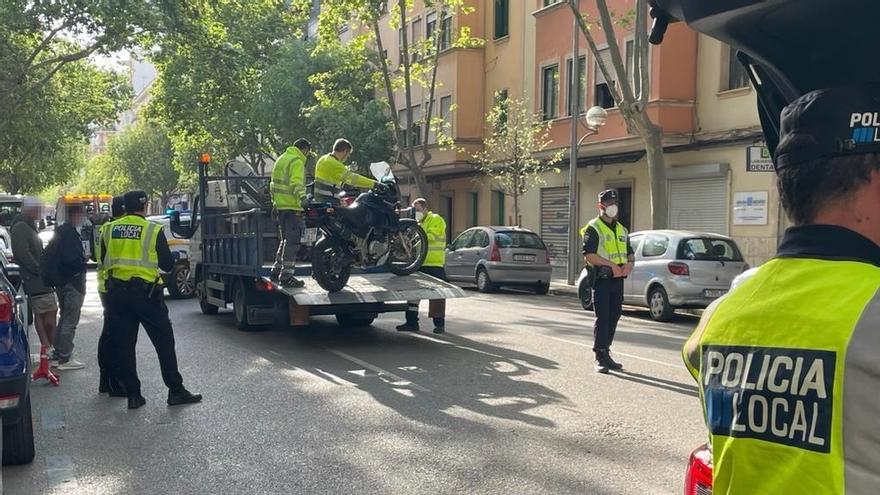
xmin=268 ymin=272 xmax=467 ymax=306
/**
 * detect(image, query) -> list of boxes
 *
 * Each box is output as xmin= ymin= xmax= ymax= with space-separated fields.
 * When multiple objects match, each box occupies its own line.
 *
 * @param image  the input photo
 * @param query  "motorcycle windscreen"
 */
xmin=370 ymin=161 xmax=393 ymax=182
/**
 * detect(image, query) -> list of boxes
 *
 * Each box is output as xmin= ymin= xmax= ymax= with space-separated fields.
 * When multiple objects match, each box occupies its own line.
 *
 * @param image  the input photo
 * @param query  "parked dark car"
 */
xmin=0 ymin=262 xmax=34 ymax=465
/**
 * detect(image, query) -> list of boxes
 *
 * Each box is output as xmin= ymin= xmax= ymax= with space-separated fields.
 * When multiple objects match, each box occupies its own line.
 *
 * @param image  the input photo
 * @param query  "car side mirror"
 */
xmin=447 ymin=244 xmax=455 ymax=252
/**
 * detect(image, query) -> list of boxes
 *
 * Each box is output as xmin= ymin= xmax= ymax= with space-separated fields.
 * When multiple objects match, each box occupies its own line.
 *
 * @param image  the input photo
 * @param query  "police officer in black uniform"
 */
xmin=102 ymin=191 xmax=202 ymax=409
xmin=582 ymin=189 xmax=635 ymax=373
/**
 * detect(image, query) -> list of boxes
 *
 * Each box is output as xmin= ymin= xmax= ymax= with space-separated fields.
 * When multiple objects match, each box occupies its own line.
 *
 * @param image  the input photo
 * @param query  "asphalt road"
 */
xmin=3 ymin=275 xmax=706 ymax=495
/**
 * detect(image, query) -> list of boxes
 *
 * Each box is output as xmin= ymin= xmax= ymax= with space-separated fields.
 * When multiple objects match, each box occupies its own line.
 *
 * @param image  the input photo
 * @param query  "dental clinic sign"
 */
xmin=747 ymin=146 xmax=774 ymax=172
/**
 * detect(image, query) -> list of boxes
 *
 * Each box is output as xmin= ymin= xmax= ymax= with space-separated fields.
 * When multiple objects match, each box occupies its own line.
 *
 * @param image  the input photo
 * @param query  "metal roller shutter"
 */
xmin=540 ymin=187 xmax=571 ymax=273
xmin=668 ymin=177 xmax=729 ymax=235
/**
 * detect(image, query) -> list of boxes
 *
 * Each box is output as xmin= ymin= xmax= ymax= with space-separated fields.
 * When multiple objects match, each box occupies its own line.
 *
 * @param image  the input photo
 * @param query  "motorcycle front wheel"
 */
xmin=386 ymin=223 xmax=428 ymax=276
xmin=311 ymin=237 xmax=351 ymax=293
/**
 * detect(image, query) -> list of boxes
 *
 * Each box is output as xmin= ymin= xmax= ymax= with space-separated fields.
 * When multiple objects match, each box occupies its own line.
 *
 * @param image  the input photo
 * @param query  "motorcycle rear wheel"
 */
xmin=311 ymin=237 xmax=351 ymax=293
xmin=387 ymin=223 xmax=428 ymax=276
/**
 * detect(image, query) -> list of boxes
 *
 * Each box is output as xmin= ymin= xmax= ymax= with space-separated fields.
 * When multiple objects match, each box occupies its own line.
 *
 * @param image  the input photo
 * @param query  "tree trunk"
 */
xmin=408 ymin=165 xmax=430 ymax=201
xmin=637 ymin=117 xmax=668 ymax=229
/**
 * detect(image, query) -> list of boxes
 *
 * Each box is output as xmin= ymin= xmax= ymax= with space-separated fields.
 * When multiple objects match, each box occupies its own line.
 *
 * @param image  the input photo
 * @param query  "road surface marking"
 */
xmin=545 ymin=336 xmax=682 ymax=369
xmin=327 ymin=349 xmax=430 ymax=393
xmin=41 ymin=406 xmax=65 ymax=431
xmin=46 ymin=454 xmax=78 ymax=490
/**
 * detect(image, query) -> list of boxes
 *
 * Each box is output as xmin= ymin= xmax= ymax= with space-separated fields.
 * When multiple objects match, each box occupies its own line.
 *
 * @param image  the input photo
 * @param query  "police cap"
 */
xmin=293 ymin=138 xmax=311 ymax=151
xmin=775 ymin=83 xmax=880 ymax=170
xmin=123 ymin=190 xmax=148 ymax=213
xmin=598 ymin=189 xmax=618 ymax=204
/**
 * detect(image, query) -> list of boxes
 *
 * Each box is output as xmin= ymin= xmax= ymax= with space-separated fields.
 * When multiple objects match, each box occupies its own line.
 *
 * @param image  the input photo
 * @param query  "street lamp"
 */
xmin=567 ymin=105 xmax=608 ymax=286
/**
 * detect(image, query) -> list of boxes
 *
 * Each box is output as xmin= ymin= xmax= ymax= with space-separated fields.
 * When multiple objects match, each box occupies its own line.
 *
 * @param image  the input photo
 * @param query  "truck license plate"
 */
xmin=301 ymin=228 xmax=318 ymax=244
xmin=513 ymin=254 xmax=535 ymax=262
xmin=703 ymin=289 xmax=726 ymax=298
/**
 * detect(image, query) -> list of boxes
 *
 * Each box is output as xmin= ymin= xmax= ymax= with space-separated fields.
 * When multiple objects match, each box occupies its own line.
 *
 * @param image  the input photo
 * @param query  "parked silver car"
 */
xmin=577 ymin=230 xmax=749 ymax=321
xmin=445 ymin=226 xmax=553 ymax=294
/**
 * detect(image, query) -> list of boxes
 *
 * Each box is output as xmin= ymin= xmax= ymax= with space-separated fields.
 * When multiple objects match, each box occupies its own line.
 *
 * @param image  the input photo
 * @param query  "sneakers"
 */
xmin=55 ymin=359 xmax=86 ymax=371
xmin=168 ymin=389 xmax=203 ymax=406
xmin=395 ymin=323 xmax=420 ymax=332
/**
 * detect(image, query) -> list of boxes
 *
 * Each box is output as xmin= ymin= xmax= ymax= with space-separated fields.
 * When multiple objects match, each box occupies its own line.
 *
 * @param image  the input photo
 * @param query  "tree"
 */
xmin=568 ymin=0 xmax=668 ymax=228
xmin=472 ymin=97 xmax=565 ymax=226
xmin=317 ymin=0 xmax=482 ymax=198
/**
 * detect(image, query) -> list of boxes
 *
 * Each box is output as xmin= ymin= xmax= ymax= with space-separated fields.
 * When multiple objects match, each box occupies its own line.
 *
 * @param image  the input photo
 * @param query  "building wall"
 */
xmin=695 ymin=34 xmax=760 ymax=133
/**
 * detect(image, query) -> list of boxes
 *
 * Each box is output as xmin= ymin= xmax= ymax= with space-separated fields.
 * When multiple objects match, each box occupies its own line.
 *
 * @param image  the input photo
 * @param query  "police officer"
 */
xmin=313 ymin=138 xmax=380 ymax=204
xmin=683 ymin=84 xmax=880 ymax=493
xmin=396 ymin=198 xmax=448 ymax=333
xmin=102 ymin=190 xmax=201 ymax=410
xmin=582 ymin=189 xmax=633 ymax=373
xmin=270 ymin=138 xmax=311 ymax=288
xmin=96 ymin=195 xmax=126 ymax=396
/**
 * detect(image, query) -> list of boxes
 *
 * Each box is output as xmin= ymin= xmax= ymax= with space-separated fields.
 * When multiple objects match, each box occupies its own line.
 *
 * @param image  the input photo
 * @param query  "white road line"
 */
xmin=545 ymin=336 xmax=682 ymax=370
xmin=327 ymin=349 xmax=430 ymax=393
xmin=46 ymin=454 xmax=78 ymax=490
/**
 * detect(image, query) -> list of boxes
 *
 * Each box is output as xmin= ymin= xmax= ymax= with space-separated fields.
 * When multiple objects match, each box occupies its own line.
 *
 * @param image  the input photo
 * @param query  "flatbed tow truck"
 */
xmin=171 ymin=154 xmax=465 ymax=330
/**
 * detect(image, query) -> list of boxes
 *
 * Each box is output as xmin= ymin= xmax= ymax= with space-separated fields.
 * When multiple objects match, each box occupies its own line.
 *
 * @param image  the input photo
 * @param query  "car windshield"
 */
xmin=0 ymin=204 xmax=22 ymax=227
xmin=677 ymin=237 xmax=743 ymax=262
xmin=495 ymin=231 xmax=545 ymax=249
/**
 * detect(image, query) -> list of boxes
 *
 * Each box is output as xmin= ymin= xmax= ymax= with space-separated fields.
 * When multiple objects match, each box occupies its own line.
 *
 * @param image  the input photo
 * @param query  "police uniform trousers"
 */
xmin=592 ymin=276 xmax=624 ymax=353
xmin=105 ymin=279 xmax=184 ymax=395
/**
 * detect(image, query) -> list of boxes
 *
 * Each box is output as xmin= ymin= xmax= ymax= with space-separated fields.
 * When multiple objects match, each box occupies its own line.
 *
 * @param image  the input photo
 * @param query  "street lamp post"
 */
xmin=566 ymin=105 xmax=608 ymax=286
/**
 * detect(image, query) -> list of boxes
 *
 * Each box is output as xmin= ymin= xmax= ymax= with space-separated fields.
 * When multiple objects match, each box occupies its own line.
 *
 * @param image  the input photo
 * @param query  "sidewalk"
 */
xmin=549 ymin=278 xmax=580 ymax=298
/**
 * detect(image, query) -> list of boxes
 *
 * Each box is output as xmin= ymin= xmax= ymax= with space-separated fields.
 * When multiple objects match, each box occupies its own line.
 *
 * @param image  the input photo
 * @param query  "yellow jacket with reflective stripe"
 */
xmin=683 ymin=257 xmax=880 ymax=494
xmin=270 ymin=146 xmax=307 ymax=211
xmin=95 ymin=223 xmax=108 ymax=293
xmin=314 ymin=154 xmax=376 ymax=195
xmin=420 ymin=211 xmax=446 ymax=267
xmin=584 ymin=217 xmax=628 ymax=265
xmin=103 ymin=214 xmax=162 ymax=284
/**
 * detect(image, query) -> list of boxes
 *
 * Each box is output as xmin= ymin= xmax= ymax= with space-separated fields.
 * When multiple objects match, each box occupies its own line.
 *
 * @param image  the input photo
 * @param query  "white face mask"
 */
xmin=604 ymin=204 xmax=619 ymax=218
xmin=415 ymin=211 xmax=425 ymax=222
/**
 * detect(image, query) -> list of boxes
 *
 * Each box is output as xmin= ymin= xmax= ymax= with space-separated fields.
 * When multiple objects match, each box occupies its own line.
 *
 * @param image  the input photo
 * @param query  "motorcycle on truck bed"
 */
xmin=170 ymin=154 xmax=465 ymax=331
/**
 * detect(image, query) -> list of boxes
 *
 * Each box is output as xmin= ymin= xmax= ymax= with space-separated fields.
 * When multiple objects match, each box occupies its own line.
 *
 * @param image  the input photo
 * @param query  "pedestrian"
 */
xmin=10 ymin=197 xmax=59 ymax=384
xmin=96 ymin=195 xmax=127 ymax=395
xmin=101 ymin=190 xmax=201 ymax=410
xmin=582 ymin=189 xmax=633 ymax=374
xmin=683 ymin=84 xmax=880 ymax=493
xmin=51 ymin=203 xmax=88 ymax=370
xmin=269 ymin=138 xmax=311 ymax=288
xmin=396 ymin=198 xmax=448 ymax=334
xmin=313 ymin=138 xmax=378 ymax=205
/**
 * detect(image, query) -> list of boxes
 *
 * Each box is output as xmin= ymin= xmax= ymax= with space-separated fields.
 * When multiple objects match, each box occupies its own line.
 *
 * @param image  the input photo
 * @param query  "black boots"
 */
xmin=128 ymin=394 xmax=146 ymax=410
xmin=396 ymin=311 xmax=420 ymax=332
xmin=168 ymin=389 xmax=203 ymax=406
xmin=432 ymin=317 xmax=445 ymax=334
xmin=594 ymin=350 xmax=623 ymax=373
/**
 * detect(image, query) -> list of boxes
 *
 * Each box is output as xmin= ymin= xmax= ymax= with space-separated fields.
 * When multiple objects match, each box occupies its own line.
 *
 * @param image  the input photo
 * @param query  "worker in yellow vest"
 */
xmin=270 ymin=138 xmax=311 ymax=288
xmin=313 ymin=138 xmax=379 ymax=204
xmin=96 ymin=195 xmax=126 ymax=396
xmin=101 ymin=190 xmax=202 ymax=410
xmin=683 ymin=84 xmax=880 ymax=493
xmin=396 ymin=198 xmax=448 ymax=333
xmin=582 ymin=189 xmax=633 ymax=373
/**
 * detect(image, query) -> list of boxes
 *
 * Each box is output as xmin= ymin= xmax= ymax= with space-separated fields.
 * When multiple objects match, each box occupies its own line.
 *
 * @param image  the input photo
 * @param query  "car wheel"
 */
xmin=534 ymin=282 xmax=550 ymax=295
xmin=578 ymin=282 xmax=594 ymax=311
xmin=648 ymin=286 xmax=675 ymax=322
xmin=2 ymin=393 xmax=35 ymax=466
xmin=476 ymin=268 xmax=496 ymax=293
xmin=167 ymin=264 xmax=194 ymax=299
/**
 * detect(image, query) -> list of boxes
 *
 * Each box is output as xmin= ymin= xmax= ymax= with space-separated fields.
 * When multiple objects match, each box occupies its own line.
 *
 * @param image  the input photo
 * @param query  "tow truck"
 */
xmin=646 ymin=0 xmax=880 ymax=493
xmin=170 ymin=154 xmax=465 ymax=330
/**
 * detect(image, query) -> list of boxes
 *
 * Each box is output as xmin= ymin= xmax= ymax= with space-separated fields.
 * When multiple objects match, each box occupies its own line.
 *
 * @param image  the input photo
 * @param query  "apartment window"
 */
xmin=411 ymin=18 xmax=422 ymax=62
xmin=426 ymin=12 xmax=437 ymax=43
xmin=471 ymin=192 xmax=479 ymax=226
xmin=411 ymin=104 xmax=422 ymax=146
xmin=724 ymin=46 xmax=750 ymax=91
xmin=494 ymin=0 xmax=509 ymax=40
xmin=542 ymin=64 xmax=559 ymax=120
xmin=625 ymin=39 xmax=635 ymax=84
xmin=566 ymin=56 xmax=586 ymax=116
xmin=398 ymin=109 xmax=408 ymax=146
xmin=494 ymin=89 xmax=509 ymax=132
xmin=398 ymin=28 xmax=405 ymax=65
xmin=440 ymin=95 xmax=453 ymax=135
xmin=440 ymin=12 xmax=452 ymax=51
xmin=594 ymin=48 xmax=616 ymax=109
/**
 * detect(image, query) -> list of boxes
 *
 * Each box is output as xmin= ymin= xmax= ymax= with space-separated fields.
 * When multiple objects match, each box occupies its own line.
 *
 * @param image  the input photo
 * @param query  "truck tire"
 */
xmin=2 ymin=394 xmax=35 ymax=466
xmin=311 ymin=237 xmax=351 ymax=293
xmin=387 ymin=223 xmax=428 ymax=276
xmin=198 ymin=277 xmax=219 ymax=315
xmin=335 ymin=314 xmax=376 ymax=327
xmin=233 ymin=278 xmax=256 ymax=331
xmin=167 ymin=264 xmax=194 ymax=299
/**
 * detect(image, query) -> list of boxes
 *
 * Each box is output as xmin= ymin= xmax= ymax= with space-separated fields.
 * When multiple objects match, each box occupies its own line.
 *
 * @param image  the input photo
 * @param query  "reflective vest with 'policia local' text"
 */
xmin=683 ymin=256 xmax=880 ymax=494
xmin=582 ymin=217 xmax=629 ymax=265
xmin=102 ymin=214 xmax=162 ymax=285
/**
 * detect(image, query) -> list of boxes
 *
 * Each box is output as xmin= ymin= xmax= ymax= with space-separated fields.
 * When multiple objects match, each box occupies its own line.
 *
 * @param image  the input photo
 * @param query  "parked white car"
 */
xmin=147 ymin=214 xmax=194 ymax=299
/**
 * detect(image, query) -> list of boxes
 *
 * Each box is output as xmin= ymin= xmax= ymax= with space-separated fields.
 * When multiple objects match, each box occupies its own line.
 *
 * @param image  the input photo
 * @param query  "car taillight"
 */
xmin=0 ymin=292 xmax=12 ymax=324
xmin=0 ymin=394 xmax=20 ymax=409
xmin=490 ymin=244 xmax=501 ymax=262
xmin=684 ymin=444 xmax=713 ymax=495
xmin=668 ymin=261 xmax=690 ymax=276
xmin=255 ymin=279 xmax=275 ymax=292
